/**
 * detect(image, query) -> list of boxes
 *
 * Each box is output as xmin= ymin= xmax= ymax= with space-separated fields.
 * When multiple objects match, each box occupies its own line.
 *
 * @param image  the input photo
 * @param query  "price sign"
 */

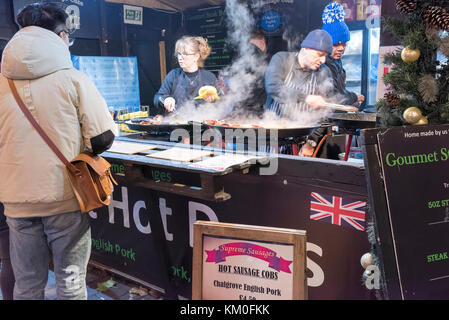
xmin=192 ymin=221 xmax=307 ymax=300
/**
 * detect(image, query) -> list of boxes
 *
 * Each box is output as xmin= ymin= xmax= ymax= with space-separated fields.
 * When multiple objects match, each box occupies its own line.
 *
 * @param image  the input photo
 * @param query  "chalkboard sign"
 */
xmin=362 ymin=125 xmax=449 ymax=299
xmin=185 ymin=6 xmax=231 ymax=74
xmin=192 ymin=221 xmax=307 ymax=300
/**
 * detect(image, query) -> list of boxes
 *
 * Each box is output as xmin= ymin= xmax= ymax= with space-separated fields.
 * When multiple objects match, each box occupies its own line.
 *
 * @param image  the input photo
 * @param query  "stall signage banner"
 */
xmin=202 ymin=235 xmax=294 ymax=300
xmin=124 ymin=5 xmax=143 ymax=25
xmin=88 ymin=169 xmax=371 ymax=299
xmin=377 ymin=124 xmax=449 ymax=299
xmin=12 ymin=0 xmax=100 ymax=39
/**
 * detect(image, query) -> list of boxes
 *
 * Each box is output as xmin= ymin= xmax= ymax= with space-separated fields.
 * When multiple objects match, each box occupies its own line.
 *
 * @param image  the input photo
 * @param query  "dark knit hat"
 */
xmin=322 ymin=2 xmax=350 ymax=45
xmin=300 ymin=29 xmax=333 ymax=55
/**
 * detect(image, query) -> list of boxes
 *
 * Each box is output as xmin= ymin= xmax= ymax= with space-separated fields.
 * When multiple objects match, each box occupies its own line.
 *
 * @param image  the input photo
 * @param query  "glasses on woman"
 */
xmin=175 ymin=52 xmax=196 ymax=58
xmin=61 ymin=30 xmax=75 ymax=47
xmin=55 ymin=28 xmax=75 ymax=47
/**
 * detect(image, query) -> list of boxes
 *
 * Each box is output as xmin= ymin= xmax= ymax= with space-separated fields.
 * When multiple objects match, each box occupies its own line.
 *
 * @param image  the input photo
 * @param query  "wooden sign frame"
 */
xmin=192 ymin=221 xmax=307 ymax=300
xmin=361 ymin=127 xmax=401 ymax=299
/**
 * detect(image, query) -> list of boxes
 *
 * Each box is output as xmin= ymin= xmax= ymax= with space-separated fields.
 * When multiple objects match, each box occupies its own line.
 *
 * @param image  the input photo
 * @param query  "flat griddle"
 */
xmin=125 ymin=117 xmax=191 ymax=135
xmin=199 ymin=122 xmax=324 ymax=139
xmin=326 ymin=113 xmax=377 ymax=131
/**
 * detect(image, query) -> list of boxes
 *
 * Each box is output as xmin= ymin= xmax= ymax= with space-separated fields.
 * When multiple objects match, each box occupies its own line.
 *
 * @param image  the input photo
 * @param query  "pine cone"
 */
xmin=418 ymin=74 xmax=439 ymax=103
xmin=384 ymin=92 xmax=401 ymax=106
xmin=424 ymin=6 xmax=449 ymax=31
xmin=425 ymin=27 xmax=440 ymax=42
xmin=395 ymin=0 xmax=417 ymax=14
xmin=440 ymin=36 xmax=449 ymax=58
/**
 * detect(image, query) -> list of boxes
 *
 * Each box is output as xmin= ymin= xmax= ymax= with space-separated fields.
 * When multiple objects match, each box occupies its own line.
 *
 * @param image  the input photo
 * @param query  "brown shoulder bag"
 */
xmin=8 ymin=78 xmax=117 ymax=213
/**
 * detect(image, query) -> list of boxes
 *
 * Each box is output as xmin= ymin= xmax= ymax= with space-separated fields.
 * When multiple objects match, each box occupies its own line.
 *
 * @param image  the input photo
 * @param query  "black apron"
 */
xmin=171 ymin=70 xmax=204 ymax=109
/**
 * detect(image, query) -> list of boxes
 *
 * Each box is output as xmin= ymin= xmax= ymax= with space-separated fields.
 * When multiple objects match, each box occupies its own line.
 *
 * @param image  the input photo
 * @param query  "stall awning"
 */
xmin=105 ymin=0 xmax=225 ymax=12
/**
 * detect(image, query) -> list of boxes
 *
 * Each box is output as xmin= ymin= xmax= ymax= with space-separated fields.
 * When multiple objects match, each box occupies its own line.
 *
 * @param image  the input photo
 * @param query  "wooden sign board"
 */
xmin=147 ymin=147 xmax=212 ymax=162
xmin=192 ymin=221 xmax=307 ymax=300
xmin=189 ymin=154 xmax=259 ymax=171
xmin=362 ymin=125 xmax=449 ymax=299
xmin=107 ymin=141 xmax=157 ymax=154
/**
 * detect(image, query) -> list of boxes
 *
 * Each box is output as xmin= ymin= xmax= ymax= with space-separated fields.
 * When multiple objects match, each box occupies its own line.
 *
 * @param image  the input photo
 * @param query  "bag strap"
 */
xmin=7 ymin=78 xmax=79 ymax=174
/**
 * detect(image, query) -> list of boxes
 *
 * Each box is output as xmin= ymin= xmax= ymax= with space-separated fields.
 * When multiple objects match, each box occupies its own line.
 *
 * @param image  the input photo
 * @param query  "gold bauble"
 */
xmin=413 ymin=116 xmax=429 ymax=125
xmin=403 ymin=107 xmax=422 ymax=124
xmin=401 ymin=47 xmax=421 ymax=63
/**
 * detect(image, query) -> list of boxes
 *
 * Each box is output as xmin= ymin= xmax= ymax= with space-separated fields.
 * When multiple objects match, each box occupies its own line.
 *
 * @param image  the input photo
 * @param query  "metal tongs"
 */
xmin=169 ymin=108 xmax=187 ymax=121
xmin=323 ymin=102 xmax=359 ymax=112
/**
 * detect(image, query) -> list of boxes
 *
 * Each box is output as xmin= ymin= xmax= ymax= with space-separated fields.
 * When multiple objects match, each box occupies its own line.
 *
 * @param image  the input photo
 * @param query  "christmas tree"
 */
xmin=376 ymin=0 xmax=449 ymax=127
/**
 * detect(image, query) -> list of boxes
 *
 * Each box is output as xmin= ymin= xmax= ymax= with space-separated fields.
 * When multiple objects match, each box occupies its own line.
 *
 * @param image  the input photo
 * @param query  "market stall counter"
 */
xmin=88 ymin=136 xmax=372 ymax=300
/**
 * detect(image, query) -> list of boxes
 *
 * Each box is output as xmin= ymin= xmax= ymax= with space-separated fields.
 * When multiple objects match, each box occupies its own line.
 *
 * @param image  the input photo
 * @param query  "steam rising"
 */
xmin=282 ymin=24 xmax=304 ymax=52
xmin=175 ymin=0 xmax=336 ymax=128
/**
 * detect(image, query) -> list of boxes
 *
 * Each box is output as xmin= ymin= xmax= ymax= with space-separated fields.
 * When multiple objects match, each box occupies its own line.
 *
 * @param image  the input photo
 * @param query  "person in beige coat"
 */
xmin=0 ymin=46 xmax=15 ymax=301
xmin=0 ymin=3 xmax=117 ymax=300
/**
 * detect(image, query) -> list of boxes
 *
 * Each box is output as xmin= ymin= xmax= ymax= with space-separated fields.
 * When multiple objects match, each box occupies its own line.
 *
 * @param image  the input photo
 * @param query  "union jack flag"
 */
xmin=310 ymin=192 xmax=367 ymax=231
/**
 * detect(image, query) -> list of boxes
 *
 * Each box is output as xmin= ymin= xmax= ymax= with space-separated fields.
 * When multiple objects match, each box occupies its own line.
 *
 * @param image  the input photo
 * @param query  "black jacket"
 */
xmin=153 ymin=68 xmax=219 ymax=114
xmin=325 ymin=56 xmax=358 ymax=105
xmin=264 ymin=51 xmax=335 ymax=117
xmin=264 ymin=51 xmax=334 ymax=144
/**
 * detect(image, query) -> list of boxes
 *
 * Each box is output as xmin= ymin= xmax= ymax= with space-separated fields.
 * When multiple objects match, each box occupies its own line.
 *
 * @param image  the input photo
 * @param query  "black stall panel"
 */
xmin=362 ymin=125 xmax=449 ymax=300
xmin=89 ymin=145 xmax=372 ymax=300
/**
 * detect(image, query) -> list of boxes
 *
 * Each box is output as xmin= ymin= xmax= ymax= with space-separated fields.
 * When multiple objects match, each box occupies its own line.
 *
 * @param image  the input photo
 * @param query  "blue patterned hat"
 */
xmin=322 ymin=2 xmax=350 ymax=45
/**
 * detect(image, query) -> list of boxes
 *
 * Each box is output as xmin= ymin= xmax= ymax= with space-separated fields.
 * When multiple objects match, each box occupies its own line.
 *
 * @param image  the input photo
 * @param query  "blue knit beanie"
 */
xmin=300 ymin=29 xmax=333 ymax=55
xmin=322 ymin=2 xmax=350 ymax=45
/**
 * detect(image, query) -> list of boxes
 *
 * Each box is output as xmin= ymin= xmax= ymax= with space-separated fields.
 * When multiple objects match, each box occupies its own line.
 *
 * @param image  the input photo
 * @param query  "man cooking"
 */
xmin=264 ymin=29 xmax=335 ymax=155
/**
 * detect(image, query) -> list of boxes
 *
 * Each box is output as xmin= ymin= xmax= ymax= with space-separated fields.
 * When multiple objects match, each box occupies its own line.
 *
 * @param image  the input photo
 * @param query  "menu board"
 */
xmin=185 ymin=6 xmax=231 ymax=73
xmin=373 ymin=124 xmax=449 ymax=299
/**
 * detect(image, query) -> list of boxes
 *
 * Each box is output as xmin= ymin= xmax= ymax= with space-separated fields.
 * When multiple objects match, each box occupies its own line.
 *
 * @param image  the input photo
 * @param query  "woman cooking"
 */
xmin=153 ymin=36 xmax=219 ymax=114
